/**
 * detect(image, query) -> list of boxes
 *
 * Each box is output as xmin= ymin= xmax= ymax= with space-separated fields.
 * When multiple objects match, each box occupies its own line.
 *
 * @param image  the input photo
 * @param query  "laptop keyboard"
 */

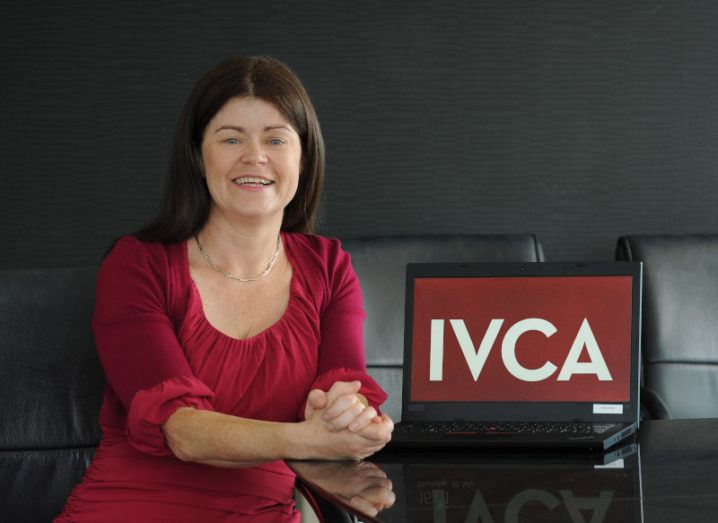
xmin=395 ymin=421 xmax=618 ymax=436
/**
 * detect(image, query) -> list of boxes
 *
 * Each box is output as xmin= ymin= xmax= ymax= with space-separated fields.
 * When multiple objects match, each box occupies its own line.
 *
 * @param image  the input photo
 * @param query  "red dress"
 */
xmin=55 ymin=232 xmax=387 ymax=522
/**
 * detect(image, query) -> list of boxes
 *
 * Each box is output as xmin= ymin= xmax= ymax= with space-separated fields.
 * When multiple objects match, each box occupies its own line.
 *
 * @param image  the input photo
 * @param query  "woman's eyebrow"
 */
xmin=213 ymin=124 xmax=293 ymax=134
xmin=265 ymin=125 xmax=293 ymax=132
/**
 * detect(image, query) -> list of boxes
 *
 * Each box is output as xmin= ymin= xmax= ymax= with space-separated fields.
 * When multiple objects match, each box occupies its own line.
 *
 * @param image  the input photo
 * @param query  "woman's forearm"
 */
xmin=161 ymin=407 xmax=307 ymax=467
xmin=161 ymin=402 xmax=392 ymax=467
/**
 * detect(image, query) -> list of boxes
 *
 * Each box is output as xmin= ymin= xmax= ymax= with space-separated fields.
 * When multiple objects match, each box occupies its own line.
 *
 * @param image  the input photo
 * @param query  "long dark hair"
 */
xmin=132 ymin=56 xmax=325 ymax=245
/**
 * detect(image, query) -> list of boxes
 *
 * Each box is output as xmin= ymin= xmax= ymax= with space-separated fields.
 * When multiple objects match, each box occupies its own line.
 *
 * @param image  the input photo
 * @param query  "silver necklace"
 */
xmin=195 ymin=234 xmax=281 ymax=283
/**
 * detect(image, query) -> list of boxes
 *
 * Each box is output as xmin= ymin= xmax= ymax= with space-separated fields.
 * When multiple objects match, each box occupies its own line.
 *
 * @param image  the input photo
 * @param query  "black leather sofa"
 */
xmin=0 ymin=234 xmax=543 ymax=522
xmin=617 ymin=234 xmax=718 ymax=419
xmin=0 ymin=267 xmax=103 ymax=522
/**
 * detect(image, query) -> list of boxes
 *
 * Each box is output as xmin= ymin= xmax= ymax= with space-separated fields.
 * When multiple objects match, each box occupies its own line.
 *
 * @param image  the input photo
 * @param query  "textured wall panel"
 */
xmin=2 ymin=1 xmax=718 ymax=268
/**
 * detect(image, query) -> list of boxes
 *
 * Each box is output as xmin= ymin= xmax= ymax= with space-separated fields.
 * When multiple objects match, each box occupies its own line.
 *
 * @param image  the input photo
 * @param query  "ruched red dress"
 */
xmin=55 ymin=232 xmax=387 ymax=522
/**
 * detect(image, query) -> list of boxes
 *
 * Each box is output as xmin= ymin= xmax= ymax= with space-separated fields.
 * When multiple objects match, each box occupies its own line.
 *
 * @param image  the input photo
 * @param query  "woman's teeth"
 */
xmin=234 ymin=177 xmax=272 ymax=186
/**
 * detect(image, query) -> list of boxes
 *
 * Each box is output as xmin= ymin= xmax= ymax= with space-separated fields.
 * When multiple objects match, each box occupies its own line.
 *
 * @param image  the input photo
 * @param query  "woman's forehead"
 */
xmin=204 ymin=97 xmax=299 ymax=137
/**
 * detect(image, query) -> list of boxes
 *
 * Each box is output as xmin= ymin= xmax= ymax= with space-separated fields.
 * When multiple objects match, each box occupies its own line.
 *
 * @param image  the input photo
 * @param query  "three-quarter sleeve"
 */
xmin=93 ymin=237 xmax=215 ymax=456
xmin=127 ymin=376 xmax=214 ymax=456
xmin=298 ymin=239 xmax=387 ymax=419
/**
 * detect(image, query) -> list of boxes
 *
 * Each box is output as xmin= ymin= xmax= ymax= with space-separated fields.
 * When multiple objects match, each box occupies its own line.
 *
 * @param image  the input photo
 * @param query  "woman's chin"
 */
xmin=222 ymin=207 xmax=285 ymax=225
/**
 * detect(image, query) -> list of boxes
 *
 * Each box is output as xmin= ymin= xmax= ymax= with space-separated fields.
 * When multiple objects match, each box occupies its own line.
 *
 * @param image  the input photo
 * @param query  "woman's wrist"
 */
xmin=283 ymin=419 xmax=319 ymax=460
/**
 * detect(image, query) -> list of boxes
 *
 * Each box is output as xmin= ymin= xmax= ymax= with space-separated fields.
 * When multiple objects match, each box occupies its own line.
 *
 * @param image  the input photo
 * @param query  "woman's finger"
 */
xmin=327 ymin=401 xmax=367 ymax=431
xmin=322 ymin=391 xmax=362 ymax=421
xmin=307 ymin=389 xmax=327 ymax=409
xmin=348 ymin=406 xmax=377 ymax=432
xmin=357 ymin=416 xmax=394 ymax=442
xmin=324 ymin=380 xmax=361 ymax=408
xmin=304 ymin=389 xmax=328 ymax=420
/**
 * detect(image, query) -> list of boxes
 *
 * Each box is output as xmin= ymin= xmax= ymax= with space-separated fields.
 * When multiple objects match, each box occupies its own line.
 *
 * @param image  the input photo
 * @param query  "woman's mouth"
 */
xmin=232 ymin=176 xmax=274 ymax=188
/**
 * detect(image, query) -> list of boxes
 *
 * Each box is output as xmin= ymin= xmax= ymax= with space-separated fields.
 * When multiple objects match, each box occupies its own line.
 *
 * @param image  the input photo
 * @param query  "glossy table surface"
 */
xmin=289 ymin=418 xmax=718 ymax=522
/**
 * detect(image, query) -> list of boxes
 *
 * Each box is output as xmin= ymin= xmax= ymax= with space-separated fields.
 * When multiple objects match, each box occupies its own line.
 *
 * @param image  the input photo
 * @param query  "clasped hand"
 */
xmin=303 ymin=380 xmax=393 ymax=460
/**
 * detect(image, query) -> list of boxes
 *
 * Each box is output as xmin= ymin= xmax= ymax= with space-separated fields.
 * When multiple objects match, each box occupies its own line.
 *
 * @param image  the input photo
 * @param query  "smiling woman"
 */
xmin=54 ymin=57 xmax=393 ymax=523
xmin=201 ymin=97 xmax=303 ymax=227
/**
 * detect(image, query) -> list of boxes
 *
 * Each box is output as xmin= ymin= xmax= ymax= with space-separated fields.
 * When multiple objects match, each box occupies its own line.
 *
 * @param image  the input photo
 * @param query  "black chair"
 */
xmin=342 ymin=234 xmax=545 ymax=422
xmin=0 ymin=267 xmax=104 ymax=522
xmin=617 ymin=235 xmax=718 ymax=419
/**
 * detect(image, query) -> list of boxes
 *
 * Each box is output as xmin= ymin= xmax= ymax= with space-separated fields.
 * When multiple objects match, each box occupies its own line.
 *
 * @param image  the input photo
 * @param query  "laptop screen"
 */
xmin=403 ymin=263 xmax=642 ymax=422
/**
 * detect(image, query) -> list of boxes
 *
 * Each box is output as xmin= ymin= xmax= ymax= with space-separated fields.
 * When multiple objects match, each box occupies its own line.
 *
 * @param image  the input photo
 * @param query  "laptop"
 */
xmin=390 ymin=261 xmax=642 ymax=450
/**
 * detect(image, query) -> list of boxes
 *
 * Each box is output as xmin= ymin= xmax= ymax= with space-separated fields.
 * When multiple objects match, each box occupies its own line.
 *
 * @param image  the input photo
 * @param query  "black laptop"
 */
xmin=390 ymin=262 xmax=642 ymax=450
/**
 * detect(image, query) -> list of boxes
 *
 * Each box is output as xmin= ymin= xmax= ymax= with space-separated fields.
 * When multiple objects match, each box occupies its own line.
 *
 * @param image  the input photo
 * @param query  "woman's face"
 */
xmin=201 ymin=96 xmax=302 ymax=225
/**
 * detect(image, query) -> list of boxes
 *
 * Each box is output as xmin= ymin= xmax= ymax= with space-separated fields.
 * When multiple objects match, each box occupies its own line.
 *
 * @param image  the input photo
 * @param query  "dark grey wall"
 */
xmin=2 ymin=0 xmax=718 ymax=269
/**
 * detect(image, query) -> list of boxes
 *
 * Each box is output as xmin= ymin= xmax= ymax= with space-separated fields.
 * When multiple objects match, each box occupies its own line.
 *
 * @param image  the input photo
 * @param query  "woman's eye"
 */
xmin=224 ymin=138 xmax=239 ymax=145
xmin=268 ymin=138 xmax=285 ymax=146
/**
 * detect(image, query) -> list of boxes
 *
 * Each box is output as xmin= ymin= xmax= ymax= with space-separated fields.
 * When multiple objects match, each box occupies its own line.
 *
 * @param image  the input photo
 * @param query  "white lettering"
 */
xmin=428 ymin=317 xmax=612 ymax=383
xmin=502 ymin=319 xmax=558 ymax=382
xmin=429 ymin=319 xmax=445 ymax=381
xmin=557 ymin=319 xmax=613 ymax=381
xmin=450 ymin=319 xmax=504 ymax=382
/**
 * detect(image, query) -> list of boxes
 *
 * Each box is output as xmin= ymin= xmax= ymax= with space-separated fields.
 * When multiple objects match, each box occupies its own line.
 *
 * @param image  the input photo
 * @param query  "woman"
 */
xmin=56 ymin=56 xmax=394 ymax=522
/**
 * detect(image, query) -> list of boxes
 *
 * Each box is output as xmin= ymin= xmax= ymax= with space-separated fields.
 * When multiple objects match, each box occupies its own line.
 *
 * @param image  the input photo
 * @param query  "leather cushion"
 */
xmin=617 ymin=235 xmax=718 ymax=363
xmin=647 ymin=363 xmax=718 ymax=419
xmin=0 ymin=267 xmax=105 ymax=449
xmin=0 ymin=447 xmax=95 ymax=522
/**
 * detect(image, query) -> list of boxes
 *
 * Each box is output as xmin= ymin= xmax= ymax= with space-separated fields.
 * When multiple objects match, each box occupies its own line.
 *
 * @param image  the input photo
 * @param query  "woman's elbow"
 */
xmin=161 ymin=406 xmax=203 ymax=462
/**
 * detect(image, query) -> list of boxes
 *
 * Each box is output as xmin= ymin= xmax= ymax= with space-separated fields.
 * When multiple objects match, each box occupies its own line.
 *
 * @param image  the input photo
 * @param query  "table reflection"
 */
xmin=290 ymin=443 xmax=642 ymax=522
xmin=290 ymin=460 xmax=396 ymax=519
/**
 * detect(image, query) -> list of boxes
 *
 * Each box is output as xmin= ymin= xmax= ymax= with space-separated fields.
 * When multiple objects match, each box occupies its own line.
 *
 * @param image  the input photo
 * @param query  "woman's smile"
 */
xmin=201 ymin=97 xmax=302 ymax=222
xmin=232 ymin=175 xmax=275 ymax=190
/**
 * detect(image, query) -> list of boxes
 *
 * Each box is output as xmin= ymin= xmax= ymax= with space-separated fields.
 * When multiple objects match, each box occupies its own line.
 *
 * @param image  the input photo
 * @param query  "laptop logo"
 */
xmin=429 ymin=318 xmax=612 ymax=383
xmin=410 ymin=275 xmax=632 ymax=402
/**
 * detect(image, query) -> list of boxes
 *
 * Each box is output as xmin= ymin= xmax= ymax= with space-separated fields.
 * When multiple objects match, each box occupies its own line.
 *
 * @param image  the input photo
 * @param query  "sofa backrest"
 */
xmin=0 ymin=266 xmax=104 ymax=520
xmin=341 ymin=234 xmax=545 ymax=420
xmin=617 ymin=234 xmax=718 ymax=419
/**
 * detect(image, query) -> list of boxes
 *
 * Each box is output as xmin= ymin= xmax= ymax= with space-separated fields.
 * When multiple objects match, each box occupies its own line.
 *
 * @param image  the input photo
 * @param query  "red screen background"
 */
xmin=410 ymin=276 xmax=632 ymax=402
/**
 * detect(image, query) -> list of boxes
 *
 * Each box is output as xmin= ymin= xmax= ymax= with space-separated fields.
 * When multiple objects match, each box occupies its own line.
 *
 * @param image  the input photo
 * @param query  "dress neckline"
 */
xmin=182 ymin=231 xmax=298 ymax=343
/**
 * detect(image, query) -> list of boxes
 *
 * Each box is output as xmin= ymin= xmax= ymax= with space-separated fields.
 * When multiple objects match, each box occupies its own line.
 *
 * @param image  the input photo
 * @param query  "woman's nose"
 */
xmin=240 ymin=141 xmax=267 ymax=164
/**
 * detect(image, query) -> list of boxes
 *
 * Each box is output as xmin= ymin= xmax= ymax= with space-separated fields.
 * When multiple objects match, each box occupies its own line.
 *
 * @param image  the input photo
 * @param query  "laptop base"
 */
xmin=389 ymin=421 xmax=637 ymax=450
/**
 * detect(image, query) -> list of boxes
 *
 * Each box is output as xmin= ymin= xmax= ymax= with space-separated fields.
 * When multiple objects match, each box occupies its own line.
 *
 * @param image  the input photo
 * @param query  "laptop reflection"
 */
xmin=290 ymin=444 xmax=643 ymax=523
